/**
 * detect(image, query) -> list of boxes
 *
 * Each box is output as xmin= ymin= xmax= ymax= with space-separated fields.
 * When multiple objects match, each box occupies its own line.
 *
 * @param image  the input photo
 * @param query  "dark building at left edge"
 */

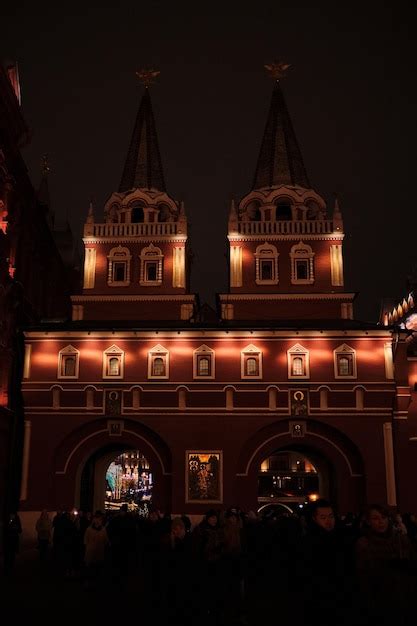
xmin=1 ymin=63 xmax=417 ymax=550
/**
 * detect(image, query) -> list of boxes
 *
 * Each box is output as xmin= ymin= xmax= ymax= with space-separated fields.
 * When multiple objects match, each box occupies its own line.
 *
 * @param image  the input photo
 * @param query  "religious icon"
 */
xmin=108 ymin=420 xmax=123 ymax=436
xmin=290 ymin=389 xmax=309 ymax=416
xmin=185 ymin=451 xmax=222 ymax=503
xmin=105 ymin=390 xmax=121 ymax=415
xmin=289 ymin=420 xmax=306 ymax=438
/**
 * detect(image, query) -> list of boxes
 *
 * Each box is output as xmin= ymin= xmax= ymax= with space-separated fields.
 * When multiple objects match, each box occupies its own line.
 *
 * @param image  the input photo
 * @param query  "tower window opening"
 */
xmin=113 ymin=262 xmax=127 ymax=283
xmin=145 ymin=261 xmax=158 ymax=282
xmin=63 ymin=356 xmax=76 ymax=377
xmin=108 ymin=357 xmax=120 ymax=377
xmin=276 ymin=202 xmax=292 ymax=220
xmin=338 ymin=355 xmax=352 ymax=376
xmin=131 ymin=206 xmax=144 ymax=223
xmin=296 ymin=260 xmax=309 ymax=280
xmin=260 ymin=259 xmax=273 ymax=281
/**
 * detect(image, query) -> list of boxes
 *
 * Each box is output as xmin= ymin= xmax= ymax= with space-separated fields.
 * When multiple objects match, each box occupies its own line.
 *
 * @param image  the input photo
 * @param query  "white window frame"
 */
xmin=58 ymin=345 xmax=80 ymax=379
xmin=103 ymin=345 xmax=124 ymax=379
xmin=148 ymin=344 xmax=169 ymax=379
xmin=107 ymin=246 xmax=132 ymax=287
xmin=140 ymin=244 xmax=163 ymax=286
xmin=288 ymin=344 xmax=310 ymax=379
xmin=290 ymin=241 xmax=315 ymax=285
xmin=255 ymin=243 xmax=279 ymax=285
xmin=193 ymin=345 xmax=215 ymax=379
xmin=241 ymin=344 xmax=263 ymax=379
xmin=334 ymin=344 xmax=357 ymax=379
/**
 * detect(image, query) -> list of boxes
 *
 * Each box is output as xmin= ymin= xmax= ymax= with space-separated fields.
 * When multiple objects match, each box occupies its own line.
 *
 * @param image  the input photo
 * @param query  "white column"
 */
xmin=384 ymin=342 xmax=394 ymax=379
xmin=83 ymin=248 xmax=96 ymax=289
xmin=383 ymin=422 xmax=397 ymax=506
xmin=268 ymin=388 xmax=277 ymax=410
xmin=23 ymin=343 xmax=32 ymax=379
xmin=330 ymin=245 xmax=344 ymax=286
xmin=230 ymin=246 xmax=242 ymax=287
xmin=226 ymin=388 xmax=234 ymax=410
xmin=320 ymin=388 xmax=328 ymax=410
xmin=19 ymin=420 xmax=31 ymax=501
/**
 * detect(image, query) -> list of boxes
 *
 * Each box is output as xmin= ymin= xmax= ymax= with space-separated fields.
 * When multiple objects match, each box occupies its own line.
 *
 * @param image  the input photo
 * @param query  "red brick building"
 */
xmin=15 ymin=75 xmax=417 ymax=533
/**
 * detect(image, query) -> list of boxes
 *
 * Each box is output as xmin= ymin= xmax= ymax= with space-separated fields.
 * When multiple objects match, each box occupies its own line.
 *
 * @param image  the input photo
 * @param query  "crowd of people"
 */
xmin=4 ymin=500 xmax=417 ymax=625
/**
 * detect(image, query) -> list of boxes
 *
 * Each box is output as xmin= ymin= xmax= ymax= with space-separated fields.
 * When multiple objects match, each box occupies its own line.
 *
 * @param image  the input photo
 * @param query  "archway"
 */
xmin=236 ymin=419 xmax=365 ymax=513
xmin=53 ymin=418 xmax=172 ymax=514
xmin=257 ymin=446 xmax=332 ymax=514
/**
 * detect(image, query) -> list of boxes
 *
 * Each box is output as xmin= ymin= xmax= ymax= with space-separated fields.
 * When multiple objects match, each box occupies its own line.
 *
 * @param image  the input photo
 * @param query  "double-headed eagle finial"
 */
xmin=135 ymin=68 xmax=161 ymax=87
xmin=264 ymin=61 xmax=291 ymax=81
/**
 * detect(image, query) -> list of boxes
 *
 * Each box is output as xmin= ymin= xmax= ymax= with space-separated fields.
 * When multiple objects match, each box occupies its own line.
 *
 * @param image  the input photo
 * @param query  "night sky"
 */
xmin=2 ymin=2 xmax=415 ymax=321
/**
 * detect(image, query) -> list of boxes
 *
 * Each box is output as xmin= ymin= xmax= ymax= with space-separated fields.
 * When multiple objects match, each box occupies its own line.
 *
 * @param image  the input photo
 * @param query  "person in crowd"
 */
xmin=83 ymin=510 xmax=109 ymax=589
xmin=4 ymin=512 xmax=22 ymax=574
xmin=35 ymin=510 xmax=52 ymax=562
xmin=298 ymin=499 xmax=356 ymax=626
xmin=356 ymin=504 xmax=417 ymax=624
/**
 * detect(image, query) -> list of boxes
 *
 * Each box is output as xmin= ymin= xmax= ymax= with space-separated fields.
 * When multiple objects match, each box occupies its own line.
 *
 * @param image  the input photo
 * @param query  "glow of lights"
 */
xmin=308 ymin=493 xmax=319 ymax=502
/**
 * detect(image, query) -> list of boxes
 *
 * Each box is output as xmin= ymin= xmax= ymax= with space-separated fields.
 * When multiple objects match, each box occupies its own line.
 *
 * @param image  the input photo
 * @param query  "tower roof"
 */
xmin=119 ymin=88 xmax=166 ymax=193
xmin=252 ymin=82 xmax=310 ymax=190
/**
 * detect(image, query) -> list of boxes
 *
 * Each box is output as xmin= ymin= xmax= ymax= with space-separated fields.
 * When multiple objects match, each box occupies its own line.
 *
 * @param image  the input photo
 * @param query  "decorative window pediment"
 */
xmin=255 ymin=243 xmax=279 ymax=285
xmin=140 ymin=244 xmax=163 ymax=286
xmin=107 ymin=246 xmax=132 ymax=286
xmin=58 ymin=345 xmax=80 ymax=379
xmin=290 ymin=241 xmax=315 ymax=285
xmin=334 ymin=344 xmax=357 ymax=379
xmin=148 ymin=344 xmax=169 ymax=379
xmin=103 ymin=345 xmax=124 ymax=379
xmin=193 ymin=345 xmax=215 ymax=379
xmin=241 ymin=344 xmax=263 ymax=379
xmin=288 ymin=344 xmax=310 ymax=379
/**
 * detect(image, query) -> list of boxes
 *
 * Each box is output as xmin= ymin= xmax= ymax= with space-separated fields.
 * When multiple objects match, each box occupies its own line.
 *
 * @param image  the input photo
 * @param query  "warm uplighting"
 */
xmin=308 ymin=493 xmax=320 ymax=502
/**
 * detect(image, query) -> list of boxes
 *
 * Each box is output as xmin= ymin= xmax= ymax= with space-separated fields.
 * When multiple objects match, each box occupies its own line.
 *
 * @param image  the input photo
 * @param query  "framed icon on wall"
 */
xmin=185 ymin=451 xmax=223 ymax=503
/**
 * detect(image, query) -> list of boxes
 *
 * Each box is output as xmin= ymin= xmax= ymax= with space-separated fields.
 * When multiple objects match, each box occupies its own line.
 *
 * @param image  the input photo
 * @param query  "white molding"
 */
xmin=57 ymin=345 xmax=80 ymax=379
xmin=254 ymin=242 xmax=279 ymax=285
xmin=219 ymin=292 xmax=355 ymax=302
xmin=333 ymin=343 xmax=357 ymax=379
xmin=102 ymin=344 xmax=124 ymax=379
xmin=241 ymin=344 xmax=263 ymax=379
xmin=193 ymin=345 xmax=215 ymax=380
xmin=71 ymin=294 xmax=196 ymax=302
xmin=148 ymin=344 xmax=169 ymax=379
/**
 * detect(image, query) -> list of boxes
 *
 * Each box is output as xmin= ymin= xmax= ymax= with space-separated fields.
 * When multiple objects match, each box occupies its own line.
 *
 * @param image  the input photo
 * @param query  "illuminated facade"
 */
xmin=12 ymin=74 xmax=417 ymax=532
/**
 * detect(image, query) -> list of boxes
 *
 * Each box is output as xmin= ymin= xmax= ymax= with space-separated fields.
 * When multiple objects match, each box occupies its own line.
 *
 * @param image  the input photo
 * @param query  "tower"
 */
xmin=219 ymin=64 xmax=354 ymax=321
xmin=71 ymin=74 xmax=196 ymax=322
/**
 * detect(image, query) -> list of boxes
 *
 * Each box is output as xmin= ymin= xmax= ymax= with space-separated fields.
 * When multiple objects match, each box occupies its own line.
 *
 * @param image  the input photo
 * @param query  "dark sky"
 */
xmin=2 ymin=1 xmax=415 ymax=321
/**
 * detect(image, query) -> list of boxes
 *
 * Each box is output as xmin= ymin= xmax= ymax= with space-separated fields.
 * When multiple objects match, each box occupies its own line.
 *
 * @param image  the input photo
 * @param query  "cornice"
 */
xmin=219 ymin=292 xmax=355 ymax=302
xmin=71 ymin=294 xmax=196 ymax=303
xmin=228 ymin=234 xmax=345 ymax=242
xmin=83 ymin=237 xmax=187 ymax=244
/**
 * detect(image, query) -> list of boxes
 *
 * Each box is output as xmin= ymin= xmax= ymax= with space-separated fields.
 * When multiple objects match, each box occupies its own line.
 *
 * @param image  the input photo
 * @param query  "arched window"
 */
xmin=288 ymin=344 xmax=310 ymax=379
xmin=193 ymin=345 xmax=215 ymax=379
xmin=58 ymin=345 xmax=80 ymax=379
xmin=290 ymin=242 xmax=315 ymax=284
xmin=107 ymin=246 xmax=132 ymax=286
xmin=103 ymin=345 xmax=124 ymax=379
xmin=241 ymin=345 xmax=262 ymax=379
xmin=148 ymin=345 xmax=169 ymax=379
xmin=334 ymin=344 xmax=357 ymax=378
xmin=131 ymin=202 xmax=145 ymax=223
xmin=245 ymin=200 xmax=262 ymax=221
xmin=140 ymin=244 xmax=163 ymax=285
xmin=255 ymin=243 xmax=279 ymax=285
xmin=276 ymin=200 xmax=292 ymax=220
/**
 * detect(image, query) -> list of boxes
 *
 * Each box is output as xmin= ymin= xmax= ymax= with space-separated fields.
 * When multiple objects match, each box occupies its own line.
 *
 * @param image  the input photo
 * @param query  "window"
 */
xmin=334 ymin=344 xmax=357 ymax=379
xmin=148 ymin=345 xmax=169 ymax=379
xmin=107 ymin=246 xmax=131 ymax=286
xmin=288 ymin=344 xmax=310 ymax=379
xmin=290 ymin=242 xmax=315 ymax=284
xmin=103 ymin=345 xmax=124 ymax=379
xmin=241 ymin=345 xmax=262 ymax=379
xmin=276 ymin=201 xmax=292 ymax=220
xmin=255 ymin=243 xmax=279 ymax=285
xmin=140 ymin=244 xmax=163 ymax=285
xmin=58 ymin=345 xmax=79 ymax=379
xmin=193 ymin=345 xmax=215 ymax=379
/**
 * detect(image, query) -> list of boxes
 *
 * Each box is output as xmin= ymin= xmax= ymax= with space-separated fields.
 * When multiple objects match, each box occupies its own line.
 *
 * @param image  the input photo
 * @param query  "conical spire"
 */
xmin=119 ymin=88 xmax=166 ymax=193
xmin=253 ymin=81 xmax=310 ymax=190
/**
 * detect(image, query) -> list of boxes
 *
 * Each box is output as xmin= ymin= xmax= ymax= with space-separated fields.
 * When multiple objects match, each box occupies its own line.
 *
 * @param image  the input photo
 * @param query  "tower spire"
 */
xmin=252 ymin=62 xmax=310 ymax=190
xmin=38 ymin=154 xmax=54 ymax=227
xmin=119 ymin=69 xmax=166 ymax=193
